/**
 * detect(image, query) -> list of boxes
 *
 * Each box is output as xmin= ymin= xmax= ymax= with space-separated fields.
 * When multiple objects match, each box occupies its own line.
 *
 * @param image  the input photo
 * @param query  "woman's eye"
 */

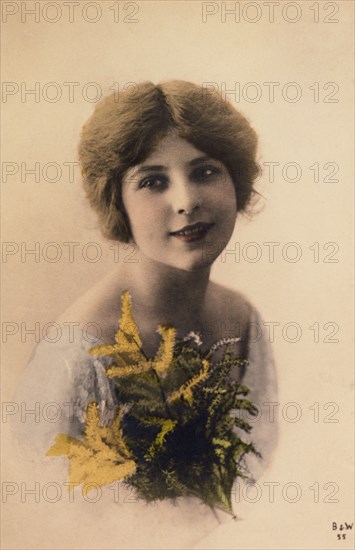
xmin=191 ymin=165 xmax=222 ymax=182
xmin=139 ymin=176 xmax=167 ymax=190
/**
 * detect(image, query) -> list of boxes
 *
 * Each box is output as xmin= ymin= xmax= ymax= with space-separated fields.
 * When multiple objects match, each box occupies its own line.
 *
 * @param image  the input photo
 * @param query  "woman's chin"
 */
xmin=164 ymin=249 xmax=220 ymax=272
xmin=137 ymin=238 xmax=228 ymax=273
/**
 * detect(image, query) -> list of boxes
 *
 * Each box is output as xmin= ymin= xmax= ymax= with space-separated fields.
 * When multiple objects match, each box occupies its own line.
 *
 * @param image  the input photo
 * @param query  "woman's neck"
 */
xmin=120 ymin=253 xmax=211 ymax=328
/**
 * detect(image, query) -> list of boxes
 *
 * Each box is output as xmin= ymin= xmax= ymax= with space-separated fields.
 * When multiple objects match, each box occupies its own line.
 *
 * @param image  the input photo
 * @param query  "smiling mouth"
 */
xmin=169 ymin=222 xmax=215 ymax=242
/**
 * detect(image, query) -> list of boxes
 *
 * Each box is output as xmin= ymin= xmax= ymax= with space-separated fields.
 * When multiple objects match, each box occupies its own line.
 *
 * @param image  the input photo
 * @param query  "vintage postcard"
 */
xmin=2 ymin=1 xmax=354 ymax=549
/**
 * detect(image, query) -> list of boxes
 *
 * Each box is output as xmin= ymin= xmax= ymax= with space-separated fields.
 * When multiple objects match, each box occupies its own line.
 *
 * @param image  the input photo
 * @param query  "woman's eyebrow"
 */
xmin=133 ymin=155 xmax=213 ymax=175
xmin=188 ymin=155 xmax=212 ymax=166
xmin=134 ymin=164 xmax=166 ymax=174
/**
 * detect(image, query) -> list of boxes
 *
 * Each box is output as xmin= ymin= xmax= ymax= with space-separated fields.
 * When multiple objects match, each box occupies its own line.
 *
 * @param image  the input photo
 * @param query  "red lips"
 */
xmin=169 ymin=222 xmax=214 ymax=242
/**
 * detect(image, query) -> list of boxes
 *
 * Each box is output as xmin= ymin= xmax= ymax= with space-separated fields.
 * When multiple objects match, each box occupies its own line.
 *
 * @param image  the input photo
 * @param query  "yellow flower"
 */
xmin=89 ymin=291 xmax=145 ymax=365
xmin=46 ymin=403 xmax=136 ymax=494
xmin=89 ymin=291 xmax=176 ymax=380
xmin=152 ymin=325 xmax=176 ymax=376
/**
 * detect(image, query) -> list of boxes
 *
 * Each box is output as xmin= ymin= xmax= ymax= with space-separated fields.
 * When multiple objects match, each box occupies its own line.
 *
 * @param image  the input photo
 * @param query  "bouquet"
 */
xmin=47 ymin=292 xmax=259 ymax=513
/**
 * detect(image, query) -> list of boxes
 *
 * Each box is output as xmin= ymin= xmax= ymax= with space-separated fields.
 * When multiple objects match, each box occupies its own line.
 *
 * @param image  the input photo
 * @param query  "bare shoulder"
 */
xmin=207 ymin=282 xmax=253 ymax=327
xmin=56 ymin=270 xmax=126 ymax=341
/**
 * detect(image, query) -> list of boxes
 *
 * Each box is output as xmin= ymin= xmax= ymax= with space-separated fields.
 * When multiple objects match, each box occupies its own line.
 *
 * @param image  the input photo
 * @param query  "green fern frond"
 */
xmin=49 ymin=290 xmax=260 ymax=514
xmin=212 ymin=437 xmax=232 ymax=449
xmin=167 ymin=359 xmax=210 ymax=404
xmin=145 ymin=419 xmax=177 ymax=460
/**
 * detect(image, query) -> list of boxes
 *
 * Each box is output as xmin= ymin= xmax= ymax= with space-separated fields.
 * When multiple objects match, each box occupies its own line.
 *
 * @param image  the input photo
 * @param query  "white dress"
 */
xmin=11 ymin=306 xmax=278 ymax=549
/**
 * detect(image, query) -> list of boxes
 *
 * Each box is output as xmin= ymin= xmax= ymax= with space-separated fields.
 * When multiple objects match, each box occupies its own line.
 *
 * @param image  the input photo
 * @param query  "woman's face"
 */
xmin=121 ymin=130 xmax=237 ymax=272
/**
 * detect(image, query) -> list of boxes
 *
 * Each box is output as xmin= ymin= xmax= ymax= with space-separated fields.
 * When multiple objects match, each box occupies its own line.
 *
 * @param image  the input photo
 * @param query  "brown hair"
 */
xmin=78 ymin=80 xmax=259 ymax=242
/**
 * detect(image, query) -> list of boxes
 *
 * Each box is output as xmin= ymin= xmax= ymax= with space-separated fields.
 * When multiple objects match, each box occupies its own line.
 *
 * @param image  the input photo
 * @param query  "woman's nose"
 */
xmin=178 ymin=204 xmax=199 ymax=215
xmin=170 ymin=176 xmax=200 ymax=215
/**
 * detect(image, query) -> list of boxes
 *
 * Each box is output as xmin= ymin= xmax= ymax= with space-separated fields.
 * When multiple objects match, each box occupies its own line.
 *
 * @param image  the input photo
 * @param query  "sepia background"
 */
xmin=2 ymin=1 xmax=354 ymax=548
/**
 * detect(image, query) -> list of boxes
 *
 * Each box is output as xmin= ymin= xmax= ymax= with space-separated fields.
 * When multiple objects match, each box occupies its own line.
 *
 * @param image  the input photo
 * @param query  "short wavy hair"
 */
xmin=78 ymin=80 xmax=259 ymax=242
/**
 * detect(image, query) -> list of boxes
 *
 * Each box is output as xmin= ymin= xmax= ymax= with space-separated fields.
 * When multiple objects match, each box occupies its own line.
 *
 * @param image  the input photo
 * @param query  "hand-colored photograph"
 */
xmin=2 ymin=2 xmax=353 ymax=549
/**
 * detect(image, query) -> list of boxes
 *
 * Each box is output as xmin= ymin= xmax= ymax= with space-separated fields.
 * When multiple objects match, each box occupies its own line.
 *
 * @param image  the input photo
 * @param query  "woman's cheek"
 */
xmin=131 ymin=210 xmax=166 ymax=245
xmin=128 ymin=201 xmax=154 ymax=230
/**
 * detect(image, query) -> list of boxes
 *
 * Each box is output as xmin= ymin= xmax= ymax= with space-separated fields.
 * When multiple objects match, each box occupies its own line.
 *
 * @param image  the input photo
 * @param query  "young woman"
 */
xmin=14 ymin=81 xmax=277 ymax=530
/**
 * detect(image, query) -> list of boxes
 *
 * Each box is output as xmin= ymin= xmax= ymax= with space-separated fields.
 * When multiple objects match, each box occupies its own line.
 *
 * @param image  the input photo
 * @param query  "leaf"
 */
xmin=107 ymin=360 xmax=152 ymax=378
xmin=145 ymin=419 xmax=178 ymax=460
xmin=88 ymin=343 xmax=124 ymax=357
xmin=46 ymin=434 xmax=78 ymax=456
xmin=46 ymin=403 xmax=136 ymax=492
xmin=88 ymin=291 xmax=144 ymax=362
xmin=167 ymin=359 xmax=210 ymax=404
xmin=212 ymin=465 xmax=232 ymax=512
xmin=47 ymin=289 xmax=260 ymax=512
xmin=212 ymin=438 xmax=232 ymax=449
xmin=115 ymin=291 xmax=142 ymax=349
xmin=233 ymin=417 xmax=253 ymax=433
xmin=153 ymin=326 xmax=176 ymax=376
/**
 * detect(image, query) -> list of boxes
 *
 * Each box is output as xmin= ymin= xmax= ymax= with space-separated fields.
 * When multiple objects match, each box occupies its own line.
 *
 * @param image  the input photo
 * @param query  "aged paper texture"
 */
xmin=2 ymin=1 xmax=354 ymax=549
